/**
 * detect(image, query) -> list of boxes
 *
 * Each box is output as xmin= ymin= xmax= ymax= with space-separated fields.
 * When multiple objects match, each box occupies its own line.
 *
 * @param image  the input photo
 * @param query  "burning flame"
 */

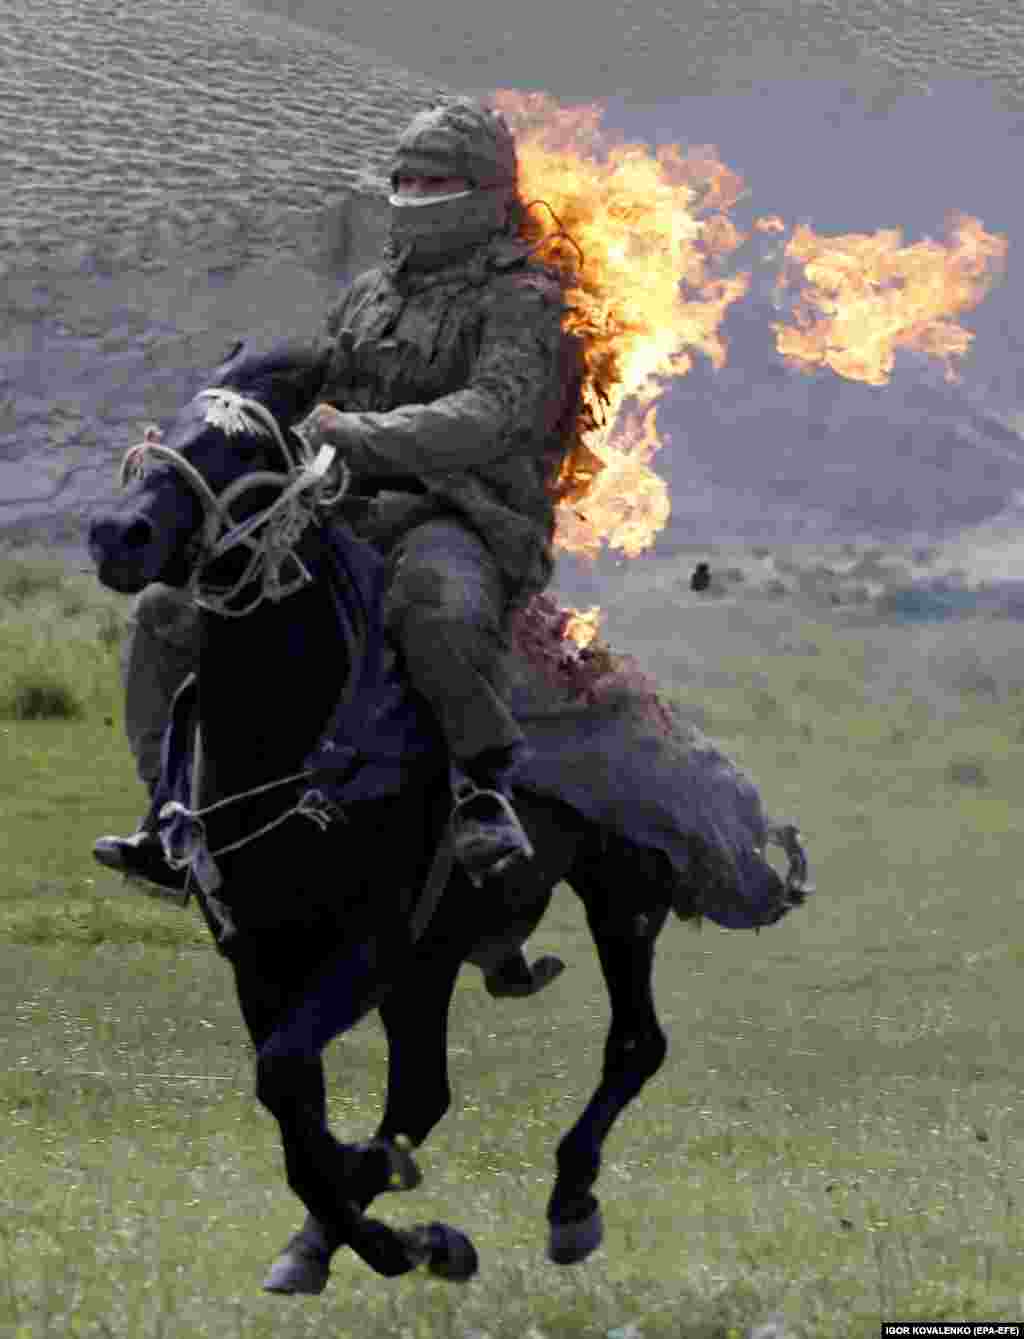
xmin=488 ymin=92 xmax=1008 ymax=648
xmin=493 ymin=90 xmax=753 ymax=563
xmin=562 ymin=604 xmax=601 ymax=649
xmin=771 ymin=211 xmax=1008 ymax=386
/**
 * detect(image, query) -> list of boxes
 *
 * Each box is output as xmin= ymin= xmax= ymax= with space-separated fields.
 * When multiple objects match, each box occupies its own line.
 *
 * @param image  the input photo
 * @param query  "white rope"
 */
xmin=159 ymin=779 xmax=341 ymax=876
xmin=764 ymin=821 xmax=813 ymax=896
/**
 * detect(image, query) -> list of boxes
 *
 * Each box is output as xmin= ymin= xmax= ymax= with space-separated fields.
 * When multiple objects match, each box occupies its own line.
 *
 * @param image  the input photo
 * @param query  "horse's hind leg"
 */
xmin=548 ymin=840 xmax=671 ymax=1264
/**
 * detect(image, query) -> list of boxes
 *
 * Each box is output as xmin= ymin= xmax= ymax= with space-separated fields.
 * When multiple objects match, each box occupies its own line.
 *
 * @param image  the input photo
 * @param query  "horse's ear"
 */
xmin=210 ymin=339 xmax=247 ymax=385
xmin=205 ymin=338 xmax=323 ymax=402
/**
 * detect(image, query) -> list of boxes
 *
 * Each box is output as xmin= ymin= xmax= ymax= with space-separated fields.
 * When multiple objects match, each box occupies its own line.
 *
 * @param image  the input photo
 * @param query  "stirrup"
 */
xmin=451 ymin=783 xmax=521 ymax=825
xmin=450 ymin=785 xmax=535 ymax=886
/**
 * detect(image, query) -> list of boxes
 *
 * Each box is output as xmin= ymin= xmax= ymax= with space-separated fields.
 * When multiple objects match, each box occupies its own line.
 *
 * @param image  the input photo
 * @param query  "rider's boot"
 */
xmin=92 ymin=785 xmax=189 ymax=901
xmin=450 ymin=747 xmax=535 ymax=886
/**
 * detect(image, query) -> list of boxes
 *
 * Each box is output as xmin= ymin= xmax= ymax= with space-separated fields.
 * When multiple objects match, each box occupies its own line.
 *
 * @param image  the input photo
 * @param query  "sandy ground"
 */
xmin=2 ymin=0 xmax=1023 ymax=626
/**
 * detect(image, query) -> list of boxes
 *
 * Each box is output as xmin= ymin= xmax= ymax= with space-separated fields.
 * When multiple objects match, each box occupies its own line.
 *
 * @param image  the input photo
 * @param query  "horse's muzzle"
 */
xmin=88 ymin=510 xmax=159 ymax=593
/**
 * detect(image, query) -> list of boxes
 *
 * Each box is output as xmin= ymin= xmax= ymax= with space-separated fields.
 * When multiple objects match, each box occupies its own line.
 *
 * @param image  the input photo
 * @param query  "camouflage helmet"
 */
xmin=386 ymin=99 xmax=520 ymax=272
xmin=390 ymin=98 xmax=518 ymax=194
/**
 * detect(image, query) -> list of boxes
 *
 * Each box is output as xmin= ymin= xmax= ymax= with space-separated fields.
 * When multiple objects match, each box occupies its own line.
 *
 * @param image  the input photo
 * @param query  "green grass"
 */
xmin=3 ymin=547 xmax=1024 ymax=1336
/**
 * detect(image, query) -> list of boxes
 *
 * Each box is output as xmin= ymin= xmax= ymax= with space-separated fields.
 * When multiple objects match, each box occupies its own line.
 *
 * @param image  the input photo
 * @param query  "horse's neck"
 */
xmin=197 ymin=572 xmax=343 ymax=803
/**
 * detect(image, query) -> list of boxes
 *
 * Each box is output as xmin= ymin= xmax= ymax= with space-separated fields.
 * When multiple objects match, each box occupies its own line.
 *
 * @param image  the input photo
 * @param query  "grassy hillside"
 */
xmin=0 ymin=547 xmax=204 ymax=949
xmin=2 ymin=546 xmax=1024 ymax=1337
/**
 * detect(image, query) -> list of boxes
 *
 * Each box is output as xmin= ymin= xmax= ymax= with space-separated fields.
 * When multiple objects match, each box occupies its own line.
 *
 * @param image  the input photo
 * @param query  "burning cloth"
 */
xmin=502 ymin=596 xmax=802 ymax=929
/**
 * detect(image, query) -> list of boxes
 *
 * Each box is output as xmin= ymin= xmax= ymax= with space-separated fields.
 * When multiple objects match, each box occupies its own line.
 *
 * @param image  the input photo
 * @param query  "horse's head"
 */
xmin=87 ymin=340 xmax=330 ymax=601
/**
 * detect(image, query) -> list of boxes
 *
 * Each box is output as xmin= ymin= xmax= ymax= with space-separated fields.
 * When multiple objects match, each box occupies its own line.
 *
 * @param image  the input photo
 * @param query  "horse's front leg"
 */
xmin=369 ymin=953 xmax=478 ymax=1282
xmin=248 ymin=935 xmax=428 ymax=1285
xmin=374 ymin=949 xmax=461 ymax=1145
xmin=260 ymin=942 xmax=476 ymax=1292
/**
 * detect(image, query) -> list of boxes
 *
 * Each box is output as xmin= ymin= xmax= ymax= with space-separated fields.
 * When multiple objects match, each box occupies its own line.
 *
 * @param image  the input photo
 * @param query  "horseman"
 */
xmin=297 ymin=96 xmax=583 ymax=881
xmin=94 ymin=97 xmax=584 ymax=996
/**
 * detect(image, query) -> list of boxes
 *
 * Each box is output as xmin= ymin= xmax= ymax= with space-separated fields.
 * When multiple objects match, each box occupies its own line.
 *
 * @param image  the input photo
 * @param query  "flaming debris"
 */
xmin=771 ymin=211 xmax=1008 ymax=386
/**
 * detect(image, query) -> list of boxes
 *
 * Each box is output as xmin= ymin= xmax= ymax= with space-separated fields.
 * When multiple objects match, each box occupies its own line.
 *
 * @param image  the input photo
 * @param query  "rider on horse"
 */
xmin=94 ymin=97 xmax=584 ymax=994
xmin=295 ymin=96 xmax=583 ymax=884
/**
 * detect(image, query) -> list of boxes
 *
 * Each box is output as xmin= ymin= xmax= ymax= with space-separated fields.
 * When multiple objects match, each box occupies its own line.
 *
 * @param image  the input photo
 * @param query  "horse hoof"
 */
xmin=485 ymin=954 xmax=566 ymax=998
xmin=548 ymin=1206 xmax=604 ymax=1265
xmin=262 ymin=1240 xmax=330 ymax=1295
xmin=412 ymin=1223 xmax=479 ymax=1282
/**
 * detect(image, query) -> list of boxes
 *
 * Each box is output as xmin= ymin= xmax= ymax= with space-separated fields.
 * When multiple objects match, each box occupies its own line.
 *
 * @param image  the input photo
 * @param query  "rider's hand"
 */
xmin=296 ymin=402 xmax=352 ymax=453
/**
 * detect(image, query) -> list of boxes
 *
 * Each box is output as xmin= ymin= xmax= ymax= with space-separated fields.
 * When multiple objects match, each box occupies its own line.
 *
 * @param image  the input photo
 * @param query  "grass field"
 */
xmin=2 ymin=546 xmax=1024 ymax=1338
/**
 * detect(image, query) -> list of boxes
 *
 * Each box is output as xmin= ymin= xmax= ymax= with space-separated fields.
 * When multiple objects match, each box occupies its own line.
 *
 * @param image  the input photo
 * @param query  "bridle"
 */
xmin=115 ymin=388 xmax=357 ymax=908
xmin=120 ymin=388 xmax=351 ymax=618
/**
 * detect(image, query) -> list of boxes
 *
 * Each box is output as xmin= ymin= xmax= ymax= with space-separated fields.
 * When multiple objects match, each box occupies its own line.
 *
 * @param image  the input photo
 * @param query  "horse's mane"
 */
xmin=209 ymin=338 xmax=330 ymax=401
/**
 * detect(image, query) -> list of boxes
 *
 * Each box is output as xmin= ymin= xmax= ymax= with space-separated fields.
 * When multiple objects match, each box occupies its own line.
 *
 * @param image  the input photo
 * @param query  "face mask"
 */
xmin=387 ymin=187 xmax=510 ymax=271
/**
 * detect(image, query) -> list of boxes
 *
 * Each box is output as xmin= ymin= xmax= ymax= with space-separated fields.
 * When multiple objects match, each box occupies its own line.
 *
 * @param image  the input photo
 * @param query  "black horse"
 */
xmin=87 ymin=340 xmax=808 ymax=1293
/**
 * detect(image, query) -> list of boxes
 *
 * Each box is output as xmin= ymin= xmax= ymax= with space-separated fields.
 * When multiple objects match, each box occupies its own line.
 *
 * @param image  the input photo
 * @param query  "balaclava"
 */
xmin=387 ymin=98 xmax=518 ymax=272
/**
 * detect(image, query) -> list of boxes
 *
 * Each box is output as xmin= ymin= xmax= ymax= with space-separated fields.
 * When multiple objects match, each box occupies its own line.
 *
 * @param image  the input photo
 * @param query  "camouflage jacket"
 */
xmin=316 ymin=237 xmax=582 ymax=601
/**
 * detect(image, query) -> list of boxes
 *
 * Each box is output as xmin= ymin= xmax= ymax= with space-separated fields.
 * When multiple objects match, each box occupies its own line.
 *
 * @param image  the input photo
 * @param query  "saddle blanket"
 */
xmin=158 ymin=586 xmax=800 ymax=930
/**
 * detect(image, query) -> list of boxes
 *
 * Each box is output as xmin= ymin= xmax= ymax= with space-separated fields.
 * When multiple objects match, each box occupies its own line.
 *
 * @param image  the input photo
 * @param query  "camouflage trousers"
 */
xmin=122 ymin=518 xmax=526 ymax=795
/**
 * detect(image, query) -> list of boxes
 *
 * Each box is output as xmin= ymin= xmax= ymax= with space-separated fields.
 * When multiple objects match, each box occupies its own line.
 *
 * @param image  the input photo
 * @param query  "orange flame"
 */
xmin=771 ymin=210 xmax=1008 ymax=385
xmin=562 ymin=604 xmax=601 ymax=649
xmin=489 ymin=93 xmax=1009 ymax=649
xmin=493 ymin=90 xmax=753 ymax=563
